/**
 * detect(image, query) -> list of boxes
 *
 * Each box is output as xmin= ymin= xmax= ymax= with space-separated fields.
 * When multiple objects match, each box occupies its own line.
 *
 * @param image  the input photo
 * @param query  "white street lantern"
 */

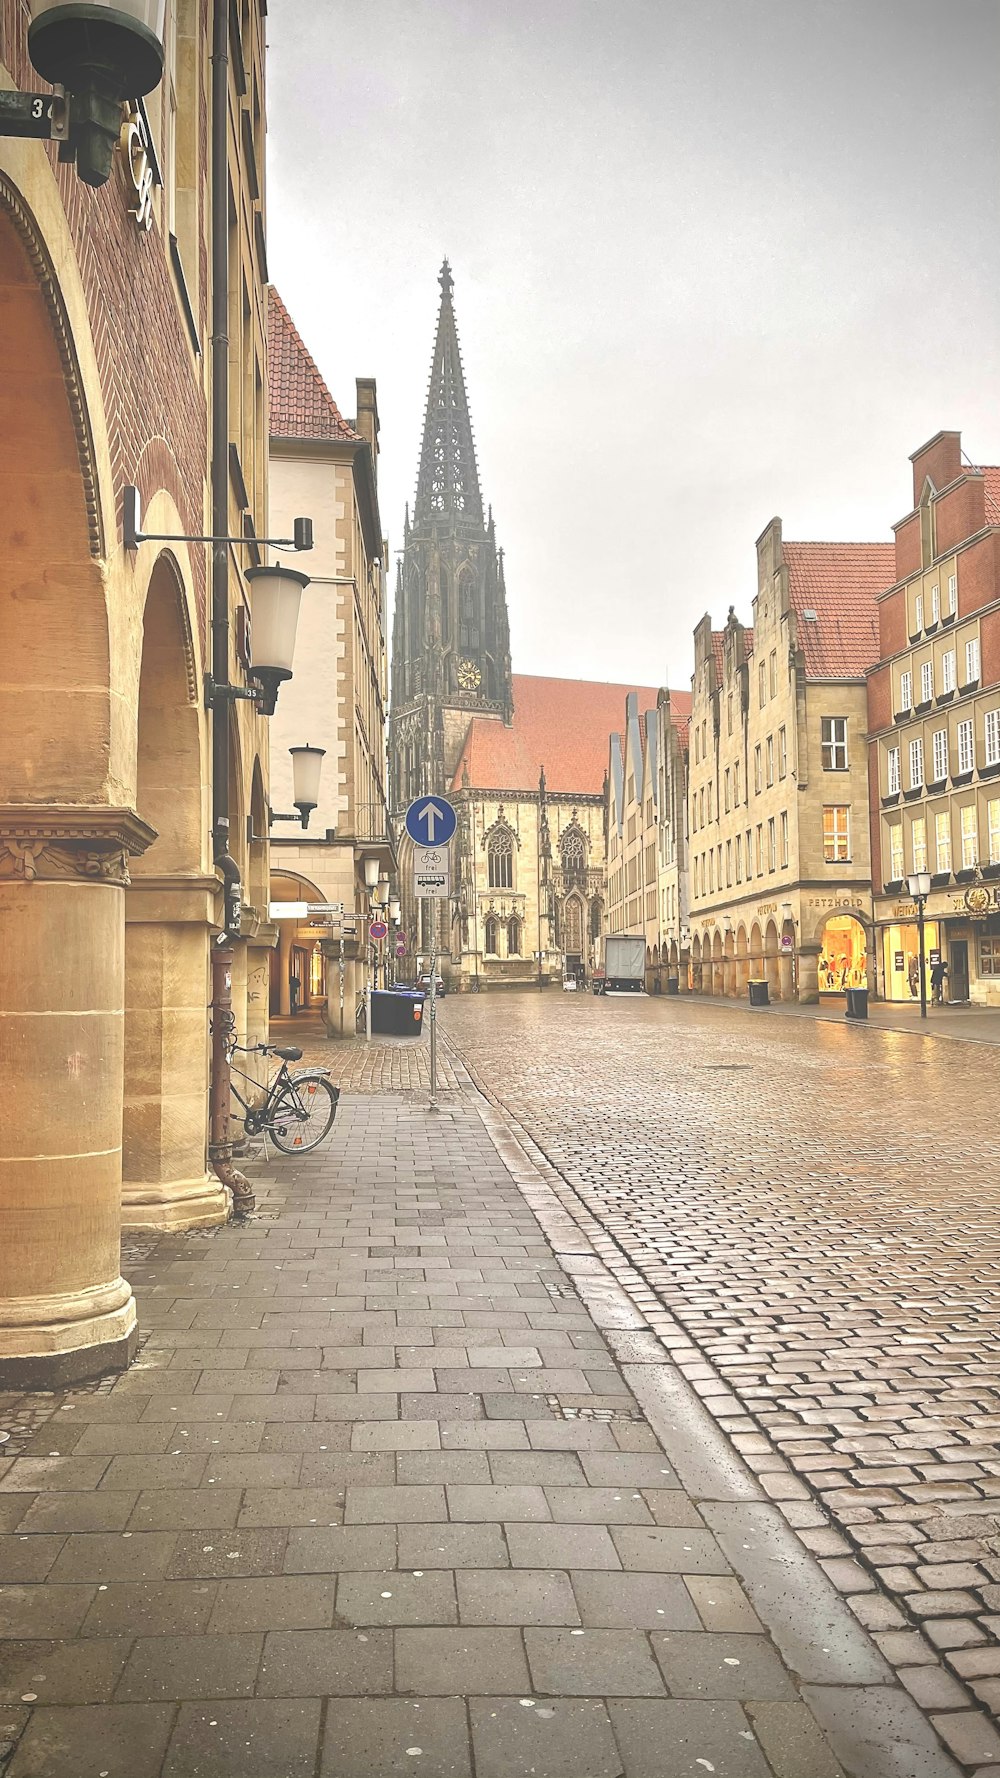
xmin=289 ymin=745 xmax=325 ymax=825
xmin=363 ymin=856 xmax=380 ymax=890
xmin=246 ymin=564 xmax=309 ymax=714
xmin=389 ymin=897 xmax=401 ymax=924
xmin=907 ymin=871 xmax=932 ymax=900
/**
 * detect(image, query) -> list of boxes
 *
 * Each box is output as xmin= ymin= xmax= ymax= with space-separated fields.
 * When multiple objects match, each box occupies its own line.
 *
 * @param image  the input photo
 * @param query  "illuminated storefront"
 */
xmin=818 ymin=914 xmax=868 ymax=994
xmin=880 ymin=919 xmax=941 ymax=1003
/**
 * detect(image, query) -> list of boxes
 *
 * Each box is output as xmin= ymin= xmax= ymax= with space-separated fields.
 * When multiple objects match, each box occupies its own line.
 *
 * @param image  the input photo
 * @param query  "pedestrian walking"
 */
xmin=931 ymin=957 xmax=948 ymax=1006
xmin=289 ymin=971 xmax=300 ymax=1014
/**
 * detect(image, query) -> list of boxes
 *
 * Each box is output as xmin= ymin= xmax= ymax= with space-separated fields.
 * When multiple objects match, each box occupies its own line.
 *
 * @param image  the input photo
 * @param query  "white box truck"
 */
xmin=603 ymin=934 xmax=646 ymax=994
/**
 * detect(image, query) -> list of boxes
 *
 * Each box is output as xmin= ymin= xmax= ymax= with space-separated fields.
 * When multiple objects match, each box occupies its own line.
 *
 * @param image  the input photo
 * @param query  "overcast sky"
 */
xmin=267 ymin=0 xmax=1000 ymax=690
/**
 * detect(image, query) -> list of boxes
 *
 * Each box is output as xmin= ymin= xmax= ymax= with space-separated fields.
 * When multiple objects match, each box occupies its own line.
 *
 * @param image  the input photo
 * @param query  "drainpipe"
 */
xmin=207 ymin=0 xmax=253 ymax=1215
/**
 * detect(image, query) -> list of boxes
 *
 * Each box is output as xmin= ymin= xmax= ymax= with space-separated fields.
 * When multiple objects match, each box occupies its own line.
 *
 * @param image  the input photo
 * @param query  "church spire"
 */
xmin=414 ymin=260 xmax=484 ymax=527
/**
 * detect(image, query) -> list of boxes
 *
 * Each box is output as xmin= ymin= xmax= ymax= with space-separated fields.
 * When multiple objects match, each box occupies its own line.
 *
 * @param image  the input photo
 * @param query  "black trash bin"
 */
xmin=748 ymin=979 xmax=769 ymax=1007
xmin=845 ymin=987 xmax=869 ymax=1021
xmin=666 ymin=976 xmax=680 ymax=996
xmin=370 ymin=989 xmax=426 ymax=1036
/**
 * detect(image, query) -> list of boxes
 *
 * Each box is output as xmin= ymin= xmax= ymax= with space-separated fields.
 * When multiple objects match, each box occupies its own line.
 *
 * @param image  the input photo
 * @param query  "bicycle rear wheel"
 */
xmin=268 ymin=1076 xmax=339 ymax=1153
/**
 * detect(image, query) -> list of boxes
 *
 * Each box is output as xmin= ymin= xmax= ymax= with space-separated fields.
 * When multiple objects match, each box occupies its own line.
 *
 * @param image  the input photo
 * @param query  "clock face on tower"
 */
xmin=457 ymin=658 xmax=482 ymax=691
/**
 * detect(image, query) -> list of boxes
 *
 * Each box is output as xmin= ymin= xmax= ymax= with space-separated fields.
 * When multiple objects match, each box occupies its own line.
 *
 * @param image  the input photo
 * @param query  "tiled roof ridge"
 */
xmin=268 ymin=288 xmax=361 ymax=443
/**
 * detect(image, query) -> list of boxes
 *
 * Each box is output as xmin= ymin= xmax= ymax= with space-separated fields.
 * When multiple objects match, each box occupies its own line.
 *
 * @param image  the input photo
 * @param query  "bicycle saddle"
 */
xmin=274 ymin=1045 xmax=303 ymax=1061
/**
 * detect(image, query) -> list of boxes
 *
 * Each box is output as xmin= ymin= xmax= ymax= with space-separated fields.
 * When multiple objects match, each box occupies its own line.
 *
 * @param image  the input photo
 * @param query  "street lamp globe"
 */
xmin=907 ymin=871 xmax=932 ymax=900
xmin=363 ymin=856 xmax=380 ymax=890
xmin=289 ymin=745 xmax=324 ymax=826
xmin=246 ymin=564 xmax=310 ymax=715
xmin=389 ymin=897 xmax=401 ymax=925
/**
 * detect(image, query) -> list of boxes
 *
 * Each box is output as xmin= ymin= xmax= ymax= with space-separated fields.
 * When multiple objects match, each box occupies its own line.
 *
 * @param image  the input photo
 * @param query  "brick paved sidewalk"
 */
xmin=0 ymin=1092 xmax=961 ymax=1777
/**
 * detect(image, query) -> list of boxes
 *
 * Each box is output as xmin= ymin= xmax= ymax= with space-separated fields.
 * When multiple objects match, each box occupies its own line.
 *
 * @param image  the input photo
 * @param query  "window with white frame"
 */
xmin=889 ymin=821 xmax=904 ymax=879
xmin=823 ymin=806 xmax=850 ymax=862
xmin=932 ymin=728 xmax=948 ymax=782
xmin=914 ymin=591 xmax=924 ymax=631
xmin=726 ymin=839 xmax=732 ymax=886
xmin=734 ymin=759 xmax=741 ymax=805
xmin=909 ymin=736 xmax=924 ymax=789
xmin=920 ymin=660 xmax=933 ymax=703
xmin=961 ymin=803 xmax=978 ymax=869
xmin=724 ymin=768 xmax=730 ymax=813
xmin=931 ymin=583 xmax=940 ymax=622
xmin=942 ymin=650 xmax=956 ymax=693
xmin=947 ymin=573 xmax=957 ymax=615
xmin=965 ymin=637 xmax=980 ymax=684
xmin=990 ymin=798 xmax=1000 ymax=866
xmin=822 ymin=716 xmax=848 ymax=770
xmin=755 ymin=824 xmax=763 ymax=874
xmin=986 ymin=710 xmax=1000 ymax=769
xmin=735 ymin=834 xmax=743 ymax=881
xmin=754 ymin=745 xmax=762 ymax=793
xmin=887 ymin=746 xmax=900 ymax=795
xmin=778 ymin=725 xmax=787 ymax=778
xmin=767 ymin=817 xmax=776 ymax=871
xmin=958 ymin=718 xmax=975 ymax=775
xmin=911 ymin=816 xmax=928 ymax=873
xmin=766 ymin=735 xmax=774 ymax=786
xmin=769 ymin=650 xmax=777 ymax=697
xmin=981 ymin=935 xmax=1000 ymax=976
xmin=899 ymin=669 xmax=912 ymax=712
xmin=780 ymin=810 xmax=789 ymax=868
xmin=935 ymin=810 xmax=952 ymax=873
xmin=759 ymin=661 xmax=766 ymax=708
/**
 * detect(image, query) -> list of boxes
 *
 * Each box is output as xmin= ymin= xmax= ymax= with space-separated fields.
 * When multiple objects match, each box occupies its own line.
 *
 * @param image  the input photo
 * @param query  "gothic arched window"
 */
xmin=459 ymin=572 xmax=479 ymax=651
xmin=488 ymin=834 xmax=513 ymax=889
xmin=563 ymin=897 xmax=584 ymax=955
xmin=507 ymin=916 xmax=522 ymax=957
xmin=560 ymin=824 xmax=587 ymax=888
xmin=485 ymin=914 xmax=500 ymax=955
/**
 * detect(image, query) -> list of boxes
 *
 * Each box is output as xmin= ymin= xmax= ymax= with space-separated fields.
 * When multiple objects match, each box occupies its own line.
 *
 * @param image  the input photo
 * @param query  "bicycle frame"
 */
xmin=228 ymin=1044 xmax=328 ymax=1137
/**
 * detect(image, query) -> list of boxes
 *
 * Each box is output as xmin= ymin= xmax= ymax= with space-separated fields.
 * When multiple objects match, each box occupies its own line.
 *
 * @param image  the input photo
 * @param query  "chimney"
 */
xmin=355 ymin=377 xmax=380 ymax=477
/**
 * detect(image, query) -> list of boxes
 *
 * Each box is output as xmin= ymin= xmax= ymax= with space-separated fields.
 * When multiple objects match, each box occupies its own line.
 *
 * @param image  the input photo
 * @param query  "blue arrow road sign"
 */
xmin=405 ymin=796 xmax=457 ymax=847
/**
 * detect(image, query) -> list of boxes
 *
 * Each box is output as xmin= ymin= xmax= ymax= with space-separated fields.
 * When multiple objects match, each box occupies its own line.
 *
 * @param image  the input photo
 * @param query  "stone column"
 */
xmin=0 ymin=810 xmax=152 ymax=1386
xmin=779 ymin=949 xmax=795 ymax=1002
xmin=246 ymin=929 xmax=276 ymax=1052
xmin=798 ymin=941 xmax=821 ymax=1004
xmin=277 ymin=923 xmax=293 ymax=1015
xmin=122 ymin=877 xmax=227 ymax=1231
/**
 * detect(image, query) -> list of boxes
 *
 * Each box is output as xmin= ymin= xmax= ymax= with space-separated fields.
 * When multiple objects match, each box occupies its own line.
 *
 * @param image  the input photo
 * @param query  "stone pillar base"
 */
xmin=0 ymin=1279 xmax=137 ymax=1388
xmin=122 ymin=1174 xmax=229 ymax=1232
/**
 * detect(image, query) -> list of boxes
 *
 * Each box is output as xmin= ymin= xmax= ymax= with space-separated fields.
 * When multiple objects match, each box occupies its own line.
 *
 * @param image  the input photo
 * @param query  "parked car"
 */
xmin=418 ymin=973 xmax=446 ymax=998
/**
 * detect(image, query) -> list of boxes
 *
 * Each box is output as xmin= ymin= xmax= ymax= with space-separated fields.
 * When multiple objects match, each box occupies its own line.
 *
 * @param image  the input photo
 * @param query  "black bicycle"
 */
xmin=228 ymin=1040 xmax=340 ymax=1154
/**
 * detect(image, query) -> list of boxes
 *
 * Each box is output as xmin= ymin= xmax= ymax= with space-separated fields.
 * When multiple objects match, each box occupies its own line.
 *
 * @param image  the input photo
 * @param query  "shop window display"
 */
xmin=818 ymin=915 xmax=867 ymax=993
xmin=881 ymin=921 xmax=941 ymax=1002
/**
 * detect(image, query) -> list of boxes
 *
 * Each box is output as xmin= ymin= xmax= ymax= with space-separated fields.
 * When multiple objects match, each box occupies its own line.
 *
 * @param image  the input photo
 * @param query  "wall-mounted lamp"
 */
xmin=0 ymin=0 xmax=166 ymax=187
xmin=363 ymin=856 xmax=380 ymax=891
xmin=244 ymin=565 xmax=310 ymax=715
xmin=389 ymin=896 xmax=401 ymax=925
xmin=268 ymin=745 xmax=325 ymax=831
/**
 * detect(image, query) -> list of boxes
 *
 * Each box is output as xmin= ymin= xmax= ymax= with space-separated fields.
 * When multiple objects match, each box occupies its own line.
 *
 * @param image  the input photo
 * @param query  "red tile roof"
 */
xmin=268 ymin=289 xmax=360 ymax=443
xmin=451 ymin=674 xmax=691 ymax=796
xmin=711 ymin=631 xmax=725 ymax=684
xmin=783 ymin=542 xmax=895 ymax=678
xmin=981 ymin=467 xmax=1000 ymax=526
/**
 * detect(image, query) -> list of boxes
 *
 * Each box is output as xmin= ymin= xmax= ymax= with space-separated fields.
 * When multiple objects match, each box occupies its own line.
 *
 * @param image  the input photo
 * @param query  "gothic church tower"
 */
xmin=389 ymin=261 xmax=513 ymax=818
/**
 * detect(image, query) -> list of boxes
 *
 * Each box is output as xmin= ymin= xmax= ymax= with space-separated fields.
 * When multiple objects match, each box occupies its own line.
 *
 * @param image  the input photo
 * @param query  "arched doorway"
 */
xmin=736 ymin=925 xmax=750 ymax=996
xmin=764 ymin=920 xmax=780 ymax=998
xmin=711 ymin=930 xmax=724 ymax=996
xmin=818 ymin=912 xmax=869 ymax=996
xmin=122 ymin=552 xmax=222 ymax=1230
xmin=723 ymin=928 xmax=736 ymax=996
xmin=0 ymin=203 xmax=139 ymax=1379
xmin=749 ymin=920 xmax=763 ymax=987
xmin=270 ymin=869 xmax=328 ymax=1018
xmin=691 ymin=934 xmax=703 ymax=992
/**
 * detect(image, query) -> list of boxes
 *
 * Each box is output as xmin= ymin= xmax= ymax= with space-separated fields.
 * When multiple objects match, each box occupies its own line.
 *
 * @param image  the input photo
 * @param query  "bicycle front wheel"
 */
xmin=268 ymin=1076 xmax=339 ymax=1154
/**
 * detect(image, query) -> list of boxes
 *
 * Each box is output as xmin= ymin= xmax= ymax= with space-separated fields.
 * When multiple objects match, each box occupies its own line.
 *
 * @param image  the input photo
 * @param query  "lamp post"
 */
xmin=907 ymin=870 xmax=932 ymax=1020
xmin=267 ymin=745 xmax=325 ymax=830
xmin=388 ymin=895 xmax=401 ymax=987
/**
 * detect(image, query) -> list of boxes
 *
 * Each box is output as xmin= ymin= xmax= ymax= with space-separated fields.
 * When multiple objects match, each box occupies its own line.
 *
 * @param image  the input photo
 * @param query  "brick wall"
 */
xmin=958 ymin=533 xmax=999 ymax=618
xmin=893 ymin=513 xmax=922 ymax=582
xmin=878 ymin=586 xmax=908 ymax=659
xmin=1 ymin=0 xmax=209 ymax=618
xmin=936 ymin=477 xmax=987 ymax=557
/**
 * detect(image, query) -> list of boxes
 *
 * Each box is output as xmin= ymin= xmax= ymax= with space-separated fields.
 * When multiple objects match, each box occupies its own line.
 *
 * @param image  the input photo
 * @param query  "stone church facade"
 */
xmin=389 ymin=264 xmax=665 ymax=988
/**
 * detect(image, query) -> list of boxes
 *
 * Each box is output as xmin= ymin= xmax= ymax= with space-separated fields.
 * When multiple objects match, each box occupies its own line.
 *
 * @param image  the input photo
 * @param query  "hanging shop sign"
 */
xmin=121 ymin=102 xmax=157 ymax=232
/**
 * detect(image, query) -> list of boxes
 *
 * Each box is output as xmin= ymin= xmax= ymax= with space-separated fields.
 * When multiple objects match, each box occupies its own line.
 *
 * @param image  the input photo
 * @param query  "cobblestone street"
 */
xmin=442 ymin=991 xmax=1000 ymax=1769
xmin=0 ymin=1077 xmax=964 ymax=1778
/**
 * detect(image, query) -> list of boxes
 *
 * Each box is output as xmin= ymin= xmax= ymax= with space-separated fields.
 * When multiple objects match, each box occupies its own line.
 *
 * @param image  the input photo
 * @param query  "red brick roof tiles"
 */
xmin=782 ymin=541 xmax=895 ymax=678
xmin=268 ymin=289 xmax=360 ymax=443
xmin=981 ymin=467 xmax=1000 ymax=526
xmin=451 ymin=674 xmax=691 ymax=796
xmin=711 ymin=631 xmax=725 ymax=684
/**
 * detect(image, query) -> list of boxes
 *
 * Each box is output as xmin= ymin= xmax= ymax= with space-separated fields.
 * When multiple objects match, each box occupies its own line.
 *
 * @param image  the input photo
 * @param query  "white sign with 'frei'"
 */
xmin=414 ymin=845 xmax=450 ymax=899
